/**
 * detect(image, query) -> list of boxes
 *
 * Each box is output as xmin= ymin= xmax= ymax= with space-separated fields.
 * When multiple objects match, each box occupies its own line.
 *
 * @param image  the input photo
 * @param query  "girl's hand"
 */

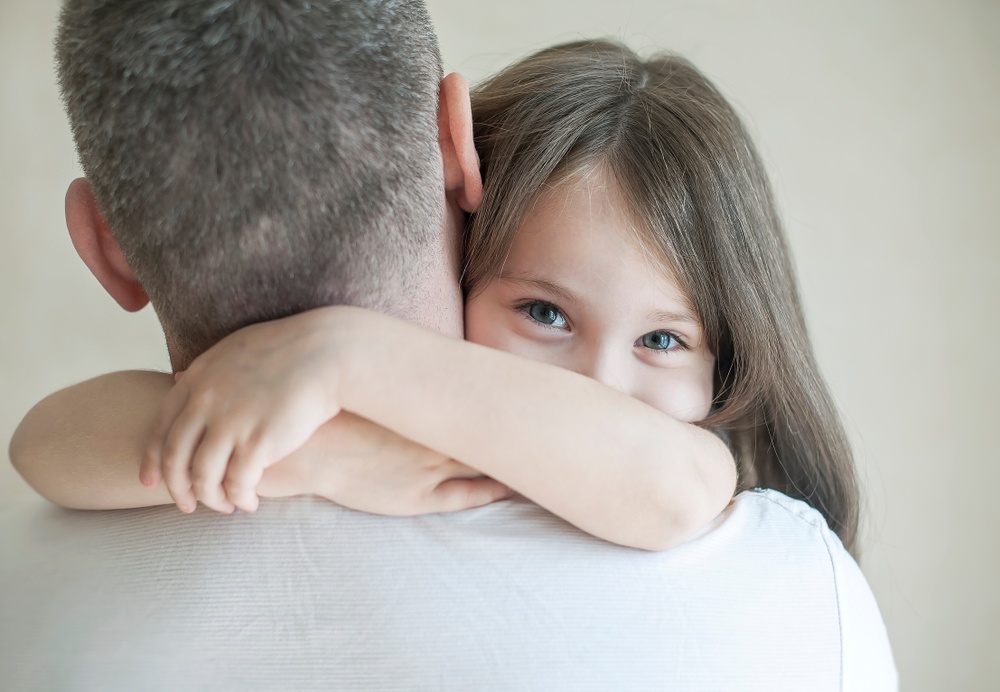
xmin=266 ymin=412 xmax=512 ymax=515
xmin=139 ymin=308 xmax=350 ymax=514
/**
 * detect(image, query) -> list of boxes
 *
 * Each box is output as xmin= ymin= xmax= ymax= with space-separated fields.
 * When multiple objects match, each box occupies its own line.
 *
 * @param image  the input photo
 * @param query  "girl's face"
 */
xmin=465 ymin=176 xmax=716 ymax=422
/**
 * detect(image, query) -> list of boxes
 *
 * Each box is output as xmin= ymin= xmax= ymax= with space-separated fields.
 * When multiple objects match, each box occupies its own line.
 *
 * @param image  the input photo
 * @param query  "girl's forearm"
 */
xmin=9 ymin=371 xmax=312 ymax=510
xmin=10 ymin=371 xmax=177 ymax=509
xmin=335 ymin=308 xmax=737 ymax=551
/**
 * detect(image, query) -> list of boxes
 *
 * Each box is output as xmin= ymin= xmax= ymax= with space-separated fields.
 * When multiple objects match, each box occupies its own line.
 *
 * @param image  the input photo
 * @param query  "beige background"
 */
xmin=1 ymin=0 xmax=997 ymax=689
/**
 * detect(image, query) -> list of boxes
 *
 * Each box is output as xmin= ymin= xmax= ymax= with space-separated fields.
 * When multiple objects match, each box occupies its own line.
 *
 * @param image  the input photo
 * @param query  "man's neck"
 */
xmin=164 ymin=208 xmax=467 ymax=372
xmin=403 ymin=202 xmax=465 ymax=340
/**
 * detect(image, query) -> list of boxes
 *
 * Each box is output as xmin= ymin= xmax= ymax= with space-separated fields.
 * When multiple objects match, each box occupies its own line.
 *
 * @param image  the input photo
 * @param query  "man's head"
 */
xmin=57 ymin=0 xmax=481 ymax=369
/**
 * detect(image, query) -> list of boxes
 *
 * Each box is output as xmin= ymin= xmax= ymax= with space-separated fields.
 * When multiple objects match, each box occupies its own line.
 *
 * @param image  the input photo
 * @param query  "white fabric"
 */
xmin=0 ymin=489 xmax=896 ymax=691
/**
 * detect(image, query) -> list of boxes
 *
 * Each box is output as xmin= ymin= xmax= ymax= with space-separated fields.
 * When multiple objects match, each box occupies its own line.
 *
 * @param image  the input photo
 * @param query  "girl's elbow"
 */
xmin=636 ymin=480 xmax=725 ymax=551
xmin=9 ymin=416 xmax=74 ymax=509
xmin=634 ymin=513 xmax=704 ymax=552
xmin=9 ymin=417 xmax=34 ymax=480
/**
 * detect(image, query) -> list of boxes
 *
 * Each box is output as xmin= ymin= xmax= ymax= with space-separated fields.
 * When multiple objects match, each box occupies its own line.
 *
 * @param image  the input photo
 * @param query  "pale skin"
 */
xmin=13 ymin=172 xmax=736 ymax=551
xmin=13 ymin=172 xmax=736 ymax=550
xmin=10 ymin=71 xmax=736 ymax=550
xmin=9 ymin=371 xmax=510 ymax=516
xmin=11 ymin=73 xmax=507 ymax=519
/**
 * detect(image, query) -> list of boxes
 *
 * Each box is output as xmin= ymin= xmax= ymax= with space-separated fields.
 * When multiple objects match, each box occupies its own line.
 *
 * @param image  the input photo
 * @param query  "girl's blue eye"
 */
xmin=639 ymin=331 xmax=678 ymax=351
xmin=525 ymin=302 xmax=567 ymax=328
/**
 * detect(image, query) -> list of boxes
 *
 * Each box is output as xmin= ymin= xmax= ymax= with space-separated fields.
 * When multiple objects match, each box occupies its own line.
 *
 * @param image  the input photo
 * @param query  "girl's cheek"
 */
xmin=641 ymin=372 xmax=715 ymax=422
xmin=463 ymin=292 xmax=501 ymax=348
xmin=468 ymin=309 xmax=571 ymax=369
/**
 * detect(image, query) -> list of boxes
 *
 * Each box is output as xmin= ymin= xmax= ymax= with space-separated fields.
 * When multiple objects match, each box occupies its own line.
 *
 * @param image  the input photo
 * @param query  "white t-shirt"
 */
xmin=0 ymin=489 xmax=896 ymax=691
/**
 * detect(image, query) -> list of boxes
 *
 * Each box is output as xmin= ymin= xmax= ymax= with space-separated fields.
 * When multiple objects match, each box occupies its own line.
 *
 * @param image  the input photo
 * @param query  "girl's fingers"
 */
xmin=438 ymin=459 xmax=484 ymax=480
xmin=427 ymin=478 xmax=513 ymax=514
xmin=161 ymin=406 xmax=208 ymax=513
xmin=226 ymin=417 xmax=310 ymax=512
xmin=164 ymin=455 xmax=199 ymax=514
xmin=225 ymin=441 xmax=267 ymax=513
xmin=189 ymin=427 xmax=237 ymax=514
xmin=138 ymin=454 xmax=162 ymax=489
xmin=141 ymin=384 xmax=191 ymax=488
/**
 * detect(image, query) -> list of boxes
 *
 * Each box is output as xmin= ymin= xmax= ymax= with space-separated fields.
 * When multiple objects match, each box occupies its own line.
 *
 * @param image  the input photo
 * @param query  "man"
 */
xmin=2 ymin=1 xmax=896 ymax=689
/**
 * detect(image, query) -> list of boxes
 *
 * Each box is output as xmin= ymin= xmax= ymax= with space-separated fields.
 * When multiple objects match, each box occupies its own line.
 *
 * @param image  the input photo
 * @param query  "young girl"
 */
xmin=11 ymin=40 xmax=859 ymax=554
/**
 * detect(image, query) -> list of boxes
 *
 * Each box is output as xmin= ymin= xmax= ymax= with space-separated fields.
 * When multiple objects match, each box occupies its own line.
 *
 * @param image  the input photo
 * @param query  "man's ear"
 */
xmin=65 ymin=178 xmax=149 ymax=312
xmin=438 ymin=72 xmax=483 ymax=213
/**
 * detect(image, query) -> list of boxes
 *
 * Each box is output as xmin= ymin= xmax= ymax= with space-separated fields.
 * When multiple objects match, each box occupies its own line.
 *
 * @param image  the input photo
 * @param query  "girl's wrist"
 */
xmin=325 ymin=306 xmax=386 ymax=416
xmin=259 ymin=421 xmax=341 ymax=502
xmin=287 ymin=305 xmax=363 ymax=419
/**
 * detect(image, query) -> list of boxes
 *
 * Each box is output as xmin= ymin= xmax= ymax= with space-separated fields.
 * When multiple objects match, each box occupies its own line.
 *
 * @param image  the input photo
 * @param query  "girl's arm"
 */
xmin=10 ymin=371 xmax=508 ymax=513
xmin=337 ymin=309 xmax=736 ymax=550
xmin=151 ymin=307 xmax=737 ymax=551
xmin=11 ymin=371 xmax=176 ymax=509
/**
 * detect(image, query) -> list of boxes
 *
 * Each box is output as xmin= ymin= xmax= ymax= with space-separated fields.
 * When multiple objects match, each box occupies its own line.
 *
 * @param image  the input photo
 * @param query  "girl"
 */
xmin=11 ymin=40 xmax=859 ymax=554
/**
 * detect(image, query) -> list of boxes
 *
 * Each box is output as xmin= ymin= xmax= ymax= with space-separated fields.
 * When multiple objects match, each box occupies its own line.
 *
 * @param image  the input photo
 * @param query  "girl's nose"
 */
xmin=574 ymin=348 xmax=631 ymax=397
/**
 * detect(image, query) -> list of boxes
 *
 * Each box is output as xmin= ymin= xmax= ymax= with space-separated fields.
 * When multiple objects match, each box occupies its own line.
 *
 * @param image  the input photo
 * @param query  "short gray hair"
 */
xmin=57 ymin=0 xmax=444 ymax=365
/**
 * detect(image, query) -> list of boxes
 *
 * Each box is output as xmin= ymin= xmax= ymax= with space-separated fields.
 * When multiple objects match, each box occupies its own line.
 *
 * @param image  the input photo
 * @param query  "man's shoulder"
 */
xmin=0 ymin=488 xmax=852 ymax=581
xmin=690 ymin=488 xmax=849 ymax=605
xmin=722 ymin=487 xmax=845 ymax=546
xmin=703 ymin=488 xmax=868 ymax=609
xmin=733 ymin=486 xmax=833 ymax=523
xmin=717 ymin=489 xmax=897 ymax=690
xmin=0 ymin=490 xmax=895 ymax=691
xmin=0 ymin=489 xmax=853 ymax=582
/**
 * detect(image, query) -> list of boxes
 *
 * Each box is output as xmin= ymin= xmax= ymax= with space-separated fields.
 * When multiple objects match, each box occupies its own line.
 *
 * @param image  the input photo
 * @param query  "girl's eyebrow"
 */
xmin=647 ymin=309 xmax=700 ymax=326
xmin=499 ymin=274 xmax=578 ymax=304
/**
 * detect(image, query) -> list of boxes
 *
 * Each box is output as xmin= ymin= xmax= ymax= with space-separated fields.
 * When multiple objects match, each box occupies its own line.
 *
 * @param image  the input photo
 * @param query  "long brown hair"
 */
xmin=465 ymin=40 xmax=861 ymax=555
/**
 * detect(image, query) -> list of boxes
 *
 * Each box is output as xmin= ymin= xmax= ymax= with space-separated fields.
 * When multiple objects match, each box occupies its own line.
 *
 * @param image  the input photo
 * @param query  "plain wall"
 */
xmin=1 ymin=1 xmax=997 ymax=689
